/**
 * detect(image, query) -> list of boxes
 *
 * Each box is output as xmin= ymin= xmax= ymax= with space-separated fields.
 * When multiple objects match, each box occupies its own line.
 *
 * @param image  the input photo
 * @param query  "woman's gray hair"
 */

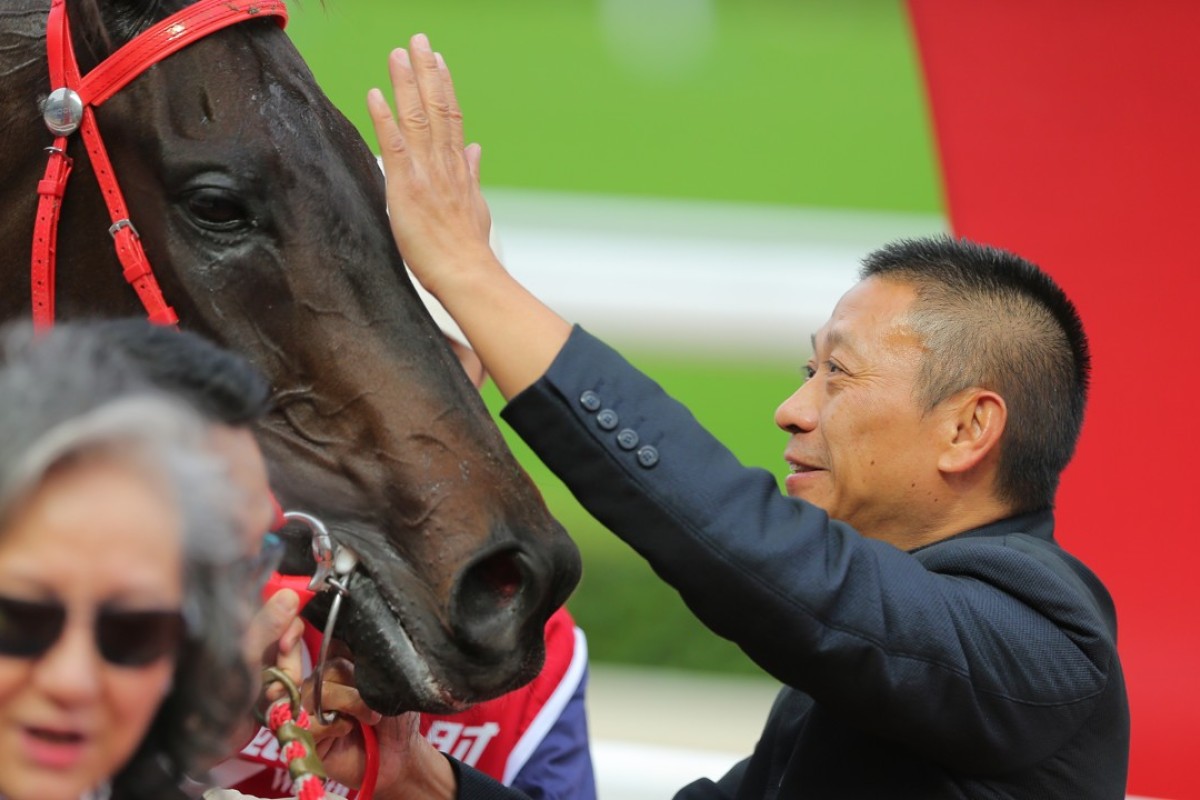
xmin=0 ymin=321 xmax=258 ymax=798
xmin=0 ymin=394 xmax=238 ymax=559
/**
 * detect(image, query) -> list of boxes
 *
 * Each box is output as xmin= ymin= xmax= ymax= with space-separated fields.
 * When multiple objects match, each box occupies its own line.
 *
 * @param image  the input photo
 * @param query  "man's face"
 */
xmin=207 ymin=425 xmax=274 ymax=554
xmin=774 ymin=277 xmax=947 ymax=545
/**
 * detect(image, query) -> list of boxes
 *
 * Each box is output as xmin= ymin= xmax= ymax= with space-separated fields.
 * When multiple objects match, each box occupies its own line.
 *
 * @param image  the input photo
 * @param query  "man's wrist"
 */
xmin=375 ymin=744 xmax=457 ymax=800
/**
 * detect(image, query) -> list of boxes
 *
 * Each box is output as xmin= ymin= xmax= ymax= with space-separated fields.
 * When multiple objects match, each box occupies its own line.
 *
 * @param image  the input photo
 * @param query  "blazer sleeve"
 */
xmin=500 ymin=327 xmax=1121 ymax=773
xmin=451 ymin=759 xmax=532 ymax=800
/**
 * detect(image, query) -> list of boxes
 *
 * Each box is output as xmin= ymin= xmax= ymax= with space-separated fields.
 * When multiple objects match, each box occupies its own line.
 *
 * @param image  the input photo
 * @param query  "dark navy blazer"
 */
xmin=457 ymin=326 xmax=1128 ymax=799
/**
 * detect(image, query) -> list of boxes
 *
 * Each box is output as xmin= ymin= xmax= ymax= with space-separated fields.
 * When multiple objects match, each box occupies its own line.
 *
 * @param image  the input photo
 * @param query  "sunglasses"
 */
xmin=0 ymin=594 xmax=184 ymax=667
xmin=238 ymin=531 xmax=286 ymax=596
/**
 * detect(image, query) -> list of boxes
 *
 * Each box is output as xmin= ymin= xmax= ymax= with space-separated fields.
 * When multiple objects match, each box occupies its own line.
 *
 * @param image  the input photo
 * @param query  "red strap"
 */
xmin=77 ymin=106 xmax=180 ymax=326
xmin=31 ymin=142 xmax=73 ymax=329
xmin=32 ymin=0 xmax=78 ymax=327
xmin=261 ymin=572 xmax=318 ymax=609
xmin=45 ymin=0 xmax=74 ymax=91
xmin=82 ymin=0 xmax=287 ymax=108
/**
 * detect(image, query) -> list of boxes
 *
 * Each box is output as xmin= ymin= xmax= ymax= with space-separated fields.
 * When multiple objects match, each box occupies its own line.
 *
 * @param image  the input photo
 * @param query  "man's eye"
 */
xmin=826 ymin=361 xmax=842 ymax=374
xmin=803 ymin=365 xmax=816 ymax=380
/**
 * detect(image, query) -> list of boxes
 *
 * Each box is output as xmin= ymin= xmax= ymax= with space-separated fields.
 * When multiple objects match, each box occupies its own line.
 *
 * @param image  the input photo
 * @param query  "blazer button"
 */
xmin=596 ymin=409 xmax=619 ymax=431
xmin=580 ymin=390 xmax=602 ymax=412
xmin=616 ymin=428 xmax=640 ymax=450
xmin=636 ymin=445 xmax=660 ymax=468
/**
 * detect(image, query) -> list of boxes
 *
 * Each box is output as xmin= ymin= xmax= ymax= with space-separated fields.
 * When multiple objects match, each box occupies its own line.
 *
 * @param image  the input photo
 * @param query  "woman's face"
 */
xmin=0 ymin=458 xmax=184 ymax=800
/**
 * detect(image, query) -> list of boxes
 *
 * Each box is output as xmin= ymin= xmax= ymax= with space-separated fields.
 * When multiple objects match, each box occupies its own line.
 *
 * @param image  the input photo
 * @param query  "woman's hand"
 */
xmin=221 ymin=589 xmax=305 ymax=755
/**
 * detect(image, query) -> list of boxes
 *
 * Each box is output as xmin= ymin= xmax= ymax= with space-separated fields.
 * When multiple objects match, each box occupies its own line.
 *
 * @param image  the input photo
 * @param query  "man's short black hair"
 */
xmin=85 ymin=318 xmax=271 ymax=426
xmin=860 ymin=236 xmax=1090 ymax=513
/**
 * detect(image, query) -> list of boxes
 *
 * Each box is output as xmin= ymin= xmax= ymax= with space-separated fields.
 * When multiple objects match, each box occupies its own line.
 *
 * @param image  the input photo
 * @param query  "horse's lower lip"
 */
xmin=334 ymin=569 xmax=465 ymax=715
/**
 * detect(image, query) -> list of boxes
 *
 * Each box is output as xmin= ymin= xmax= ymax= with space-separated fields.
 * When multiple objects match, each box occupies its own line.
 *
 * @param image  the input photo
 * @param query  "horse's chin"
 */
xmin=305 ymin=569 xmax=544 ymax=716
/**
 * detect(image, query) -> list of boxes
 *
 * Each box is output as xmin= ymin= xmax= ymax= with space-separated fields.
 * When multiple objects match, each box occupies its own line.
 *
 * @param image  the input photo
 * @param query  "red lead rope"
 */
xmin=265 ymin=694 xmax=328 ymax=800
xmin=32 ymin=0 xmax=287 ymax=329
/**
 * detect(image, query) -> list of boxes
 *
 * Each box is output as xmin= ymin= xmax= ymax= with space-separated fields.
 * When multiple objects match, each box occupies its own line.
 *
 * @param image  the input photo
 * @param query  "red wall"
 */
xmin=906 ymin=3 xmax=1199 ymax=797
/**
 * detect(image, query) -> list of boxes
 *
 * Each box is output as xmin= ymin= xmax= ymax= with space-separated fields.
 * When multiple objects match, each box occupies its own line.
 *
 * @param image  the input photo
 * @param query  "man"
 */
xmin=357 ymin=35 xmax=1130 ymax=799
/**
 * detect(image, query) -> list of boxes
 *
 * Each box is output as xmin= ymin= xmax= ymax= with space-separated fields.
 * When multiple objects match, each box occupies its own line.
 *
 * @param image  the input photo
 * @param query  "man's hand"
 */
xmin=366 ymin=33 xmax=493 ymax=300
xmin=304 ymin=651 xmax=381 ymax=769
xmin=366 ymin=34 xmax=573 ymax=401
xmin=305 ymin=642 xmax=456 ymax=800
xmin=320 ymin=713 xmax=456 ymax=800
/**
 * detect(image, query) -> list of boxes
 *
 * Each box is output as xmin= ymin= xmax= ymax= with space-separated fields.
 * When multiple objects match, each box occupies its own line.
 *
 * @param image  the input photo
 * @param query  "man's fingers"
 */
xmin=367 ymin=86 xmax=413 ymax=196
xmin=390 ymin=46 xmax=424 ymax=127
xmin=371 ymin=47 xmax=428 ymax=167
xmin=310 ymin=711 xmax=356 ymax=743
xmin=435 ymin=51 xmax=466 ymax=155
xmin=320 ymin=681 xmax=382 ymax=727
xmin=408 ymin=34 xmax=455 ymax=149
xmin=313 ymin=656 xmax=382 ymax=728
xmin=370 ymin=37 xmax=469 ymax=179
xmin=300 ymin=656 xmax=382 ymax=732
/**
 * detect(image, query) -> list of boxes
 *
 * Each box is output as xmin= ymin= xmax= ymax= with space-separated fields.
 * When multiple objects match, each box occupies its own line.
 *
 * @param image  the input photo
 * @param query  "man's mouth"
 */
xmin=786 ymin=456 xmax=823 ymax=474
xmin=783 ymin=458 xmax=825 ymax=496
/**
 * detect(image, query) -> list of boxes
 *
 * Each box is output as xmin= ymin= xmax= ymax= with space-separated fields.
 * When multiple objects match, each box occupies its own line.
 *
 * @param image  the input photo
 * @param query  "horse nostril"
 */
xmin=480 ymin=551 xmax=523 ymax=602
xmin=452 ymin=548 xmax=532 ymax=657
xmin=460 ymin=549 xmax=525 ymax=610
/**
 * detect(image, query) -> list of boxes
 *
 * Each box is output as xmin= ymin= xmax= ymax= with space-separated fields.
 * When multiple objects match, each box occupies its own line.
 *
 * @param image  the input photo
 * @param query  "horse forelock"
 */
xmin=67 ymin=0 xmax=167 ymax=68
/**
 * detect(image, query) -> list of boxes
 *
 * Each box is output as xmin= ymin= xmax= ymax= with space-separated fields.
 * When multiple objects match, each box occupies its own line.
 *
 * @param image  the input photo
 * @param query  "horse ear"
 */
xmin=67 ymin=0 xmax=164 ymax=65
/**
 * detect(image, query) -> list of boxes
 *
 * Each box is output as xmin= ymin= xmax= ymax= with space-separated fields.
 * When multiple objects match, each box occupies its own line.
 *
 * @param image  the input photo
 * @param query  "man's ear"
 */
xmin=937 ymin=388 xmax=1006 ymax=475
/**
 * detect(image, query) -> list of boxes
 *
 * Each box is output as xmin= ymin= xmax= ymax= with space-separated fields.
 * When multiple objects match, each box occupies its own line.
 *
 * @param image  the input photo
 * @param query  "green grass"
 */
xmin=481 ymin=349 xmax=806 ymax=676
xmin=286 ymin=0 xmax=941 ymax=213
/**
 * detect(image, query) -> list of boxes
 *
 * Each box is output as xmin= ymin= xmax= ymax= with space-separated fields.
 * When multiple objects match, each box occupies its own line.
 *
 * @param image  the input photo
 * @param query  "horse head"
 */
xmin=0 ymin=0 xmax=581 ymax=715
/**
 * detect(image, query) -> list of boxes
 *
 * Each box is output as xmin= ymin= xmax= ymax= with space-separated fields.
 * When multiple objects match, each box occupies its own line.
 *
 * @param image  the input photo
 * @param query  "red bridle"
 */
xmin=33 ymin=0 xmax=288 ymax=329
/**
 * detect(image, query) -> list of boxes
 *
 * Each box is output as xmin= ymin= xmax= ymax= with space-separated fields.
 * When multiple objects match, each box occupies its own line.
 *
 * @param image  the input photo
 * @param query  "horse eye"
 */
xmin=183 ymin=188 xmax=254 ymax=232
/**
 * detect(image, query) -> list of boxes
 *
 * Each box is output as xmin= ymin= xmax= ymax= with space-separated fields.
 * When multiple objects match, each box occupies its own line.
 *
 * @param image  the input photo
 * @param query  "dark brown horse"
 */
xmin=0 ymin=0 xmax=580 ymax=715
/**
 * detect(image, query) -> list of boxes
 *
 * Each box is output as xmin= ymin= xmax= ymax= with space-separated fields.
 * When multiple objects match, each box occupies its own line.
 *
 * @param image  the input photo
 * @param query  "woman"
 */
xmin=0 ymin=323 xmax=255 ymax=800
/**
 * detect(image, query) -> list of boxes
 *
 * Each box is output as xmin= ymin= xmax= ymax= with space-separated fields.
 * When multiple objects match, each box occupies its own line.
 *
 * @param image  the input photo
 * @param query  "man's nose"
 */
xmin=774 ymin=380 xmax=818 ymax=434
